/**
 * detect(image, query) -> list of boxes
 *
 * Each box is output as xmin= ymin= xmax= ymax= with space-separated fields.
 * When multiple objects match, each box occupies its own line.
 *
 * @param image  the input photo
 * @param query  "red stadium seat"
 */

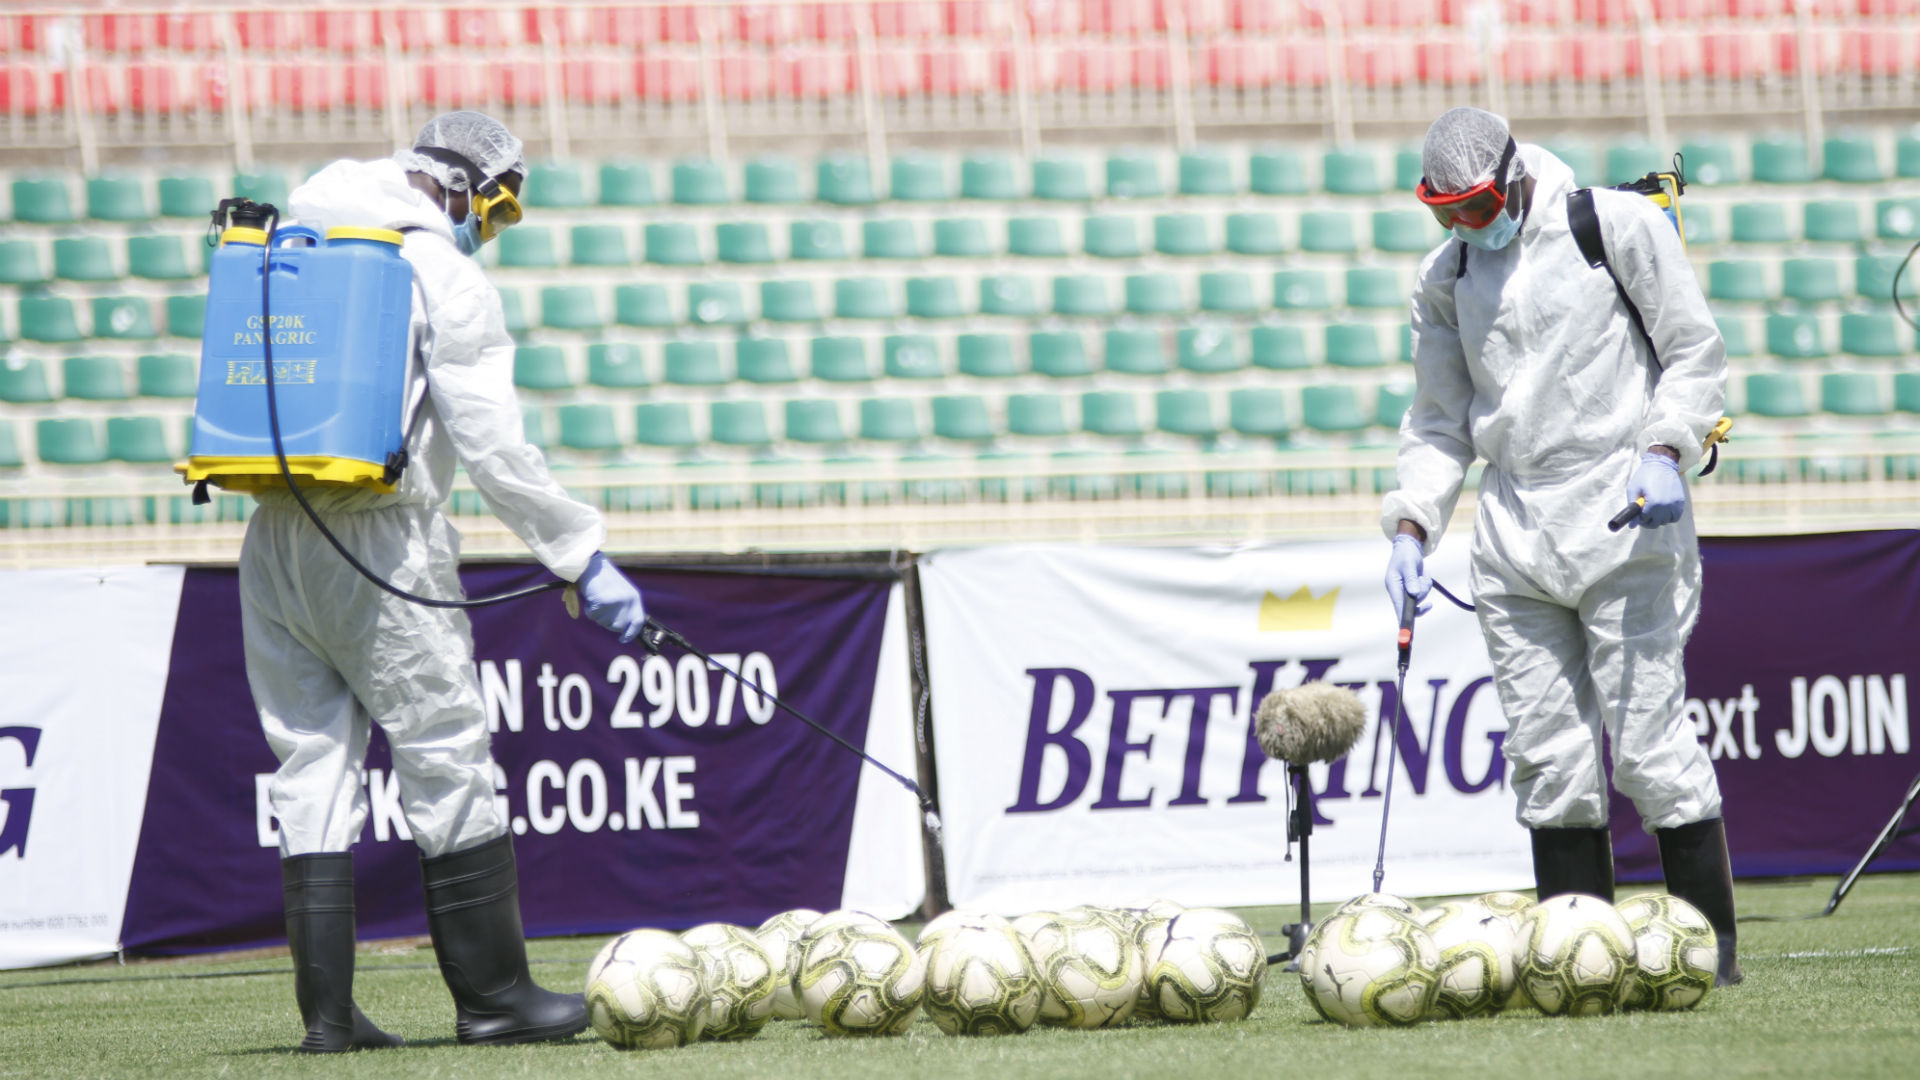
xmin=1133 ymin=43 xmax=1172 ymax=89
xmin=1359 ymin=0 xmax=1440 ymax=27
xmin=126 ymin=64 xmax=183 ymax=114
xmin=1 ymin=15 xmax=51 ymax=54
xmin=270 ymin=64 xmax=342 ymax=113
xmin=1571 ymin=0 xmax=1636 ymax=23
xmin=343 ymin=63 xmax=387 ymax=110
xmin=1416 ymin=42 xmax=1484 ymax=86
xmin=1858 ymin=1 xmax=1920 ymax=16
xmin=777 ymin=48 xmax=858 ymax=97
xmin=419 ymin=61 xmax=485 ymax=109
xmin=1501 ymin=0 xmax=1572 ymax=22
xmin=925 ymin=46 xmax=995 ymax=94
xmin=562 ymin=58 xmax=625 ymax=104
xmin=1633 ymin=33 xmax=1704 ymax=80
xmin=1229 ymin=0 xmax=1295 ymax=30
xmin=1062 ymin=45 xmax=1129 ymax=92
xmin=1569 ymin=34 xmax=1634 ymax=81
xmin=1500 ymin=36 xmax=1566 ymax=84
xmin=735 ymin=4 xmax=798 ymax=42
xmin=0 ymin=66 xmax=44 ymax=115
xmin=1774 ymin=29 xmax=1841 ymax=76
xmin=1720 ymin=1 xmax=1786 ymax=16
xmin=589 ymin=6 xmax=663 ymax=46
xmin=635 ymin=54 xmax=702 ymax=102
xmin=234 ymin=12 xmax=299 ymax=51
xmin=1839 ymin=30 xmax=1912 ymax=77
xmin=1024 ymin=0 xmax=1086 ymax=36
xmin=522 ymin=6 xmax=590 ymax=45
xmin=493 ymin=61 xmax=546 ymax=107
xmin=1285 ymin=40 xmax=1330 ymax=86
xmin=872 ymin=51 xmax=925 ymax=96
xmin=1696 ymin=31 xmax=1772 ymax=79
xmin=374 ymin=10 xmax=436 ymax=52
xmin=944 ymin=0 xmax=1008 ymax=36
xmin=304 ymin=12 xmax=374 ymax=54
xmin=1203 ymin=41 xmax=1281 ymax=88
xmin=719 ymin=53 xmax=772 ymax=100
xmin=85 ymin=15 xmax=151 ymax=55
xmin=445 ymin=8 xmax=513 ymax=49
xmin=1084 ymin=0 xmax=1155 ymax=36
xmin=1157 ymin=0 xmax=1227 ymax=33
xmin=155 ymin=13 xmax=217 ymax=52
xmin=195 ymin=64 xmax=230 ymax=113
xmin=659 ymin=5 xmax=704 ymax=42
xmin=1347 ymin=40 xmax=1417 ymax=87
xmin=50 ymin=67 xmax=119 ymax=114
xmin=873 ymin=2 xmax=945 ymax=38
xmin=1648 ymin=0 xmax=1717 ymax=17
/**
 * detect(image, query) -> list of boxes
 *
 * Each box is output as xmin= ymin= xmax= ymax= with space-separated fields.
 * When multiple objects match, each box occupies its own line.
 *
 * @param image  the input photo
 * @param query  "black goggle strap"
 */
xmin=413 ymin=145 xmax=501 ymax=199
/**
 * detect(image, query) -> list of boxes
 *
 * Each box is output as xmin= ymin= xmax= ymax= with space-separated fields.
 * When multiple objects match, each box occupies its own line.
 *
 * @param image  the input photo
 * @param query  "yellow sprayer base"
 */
xmin=177 ymin=455 xmax=397 ymax=494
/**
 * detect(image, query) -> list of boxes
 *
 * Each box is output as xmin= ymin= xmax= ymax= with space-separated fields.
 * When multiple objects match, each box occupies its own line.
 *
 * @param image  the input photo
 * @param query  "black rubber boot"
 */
xmin=281 ymin=853 xmax=403 ymax=1053
xmin=420 ymin=834 xmax=588 ymax=1045
xmin=1530 ymin=826 xmax=1617 ymax=902
xmin=1656 ymin=817 xmax=1744 ymax=987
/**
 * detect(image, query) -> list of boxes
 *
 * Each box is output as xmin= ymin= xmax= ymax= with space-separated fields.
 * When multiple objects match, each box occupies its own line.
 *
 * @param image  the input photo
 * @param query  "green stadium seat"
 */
xmin=523 ymin=162 xmax=589 ymax=207
xmin=1154 ymin=213 xmax=1214 ymax=256
xmin=885 ymin=334 xmax=945 ymax=379
xmin=1372 ymin=210 xmax=1434 ymax=254
xmin=1106 ymin=151 xmax=1163 ymax=198
xmin=1751 ymin=138 xmax=1812 ymax=183
xmin=166 ymin=294 xmax=205 ymax=340
xmin=835 ymin=277 xmax=898 ymax=319
xmin=559 ymin=404 xmax=622 ymax=451
xmin=688 ymin=282 xmax=748 ymax=326
xmin=20 ymin=297 xmax=82 ymax=343
xmin=1033 ymin=156 xmax=1092 ymax=201
xmin=1840 ymin=313 xmax=1905 ymax=357
xmin=634 ymin=403 xmax=696 ymax=448
xmin=1326 ymin=323 xmax=1386 ymax=367
xmin=137 ymin=353 xmax=197 ymax=398
xmin=1231 ymin=387 xmax=1291 ymax=438
xmin=522 ymin=407 xmax=551 ymax=449
xmin=1876 ymin=199 xmax=1920 ymax=241
xmin=1252 ymin=326 xmax=1312 ymax=370
xmin=645 ymin=223 xmax=705 ymax=265
xmin=932 ymin=395 xmax=994 ymax=441
xmin=1399 ymin=324 xmax=1414 ymax=364
xmin=1179 ymin=327 xmax=1242 ymax=374
xmin=1824 ymin=134 xmax=1883 ymax=183
xmin=1682 ymin=206 xmax=1719 ymax=246
xmin=1346 ymin=267 xmax=1404 ymax=309
xmin=1803 ymin=201 xmax=1864 ymax=244
xmin=906 ymin=277 xmax=967 ymax=319
xmin=158 ymin=175 xmax=215 ymax=218
xmin=616 ymin=283 xmax=675 ymax=327
xmin=1053 ymin=275 xmax=1115 ymax=316
xmin=1606 ymin=143 xmax=1666 ymax=185
xmin=785 ymin=399 xmax=848 ymax=443
xmin=1179 ymin=149 xmax=1236 ymax=195
xmin=1008 ymin=216 xmax=1069 ymax=257
xmin=1273 ymin=269 xmax=1332 ymax=310
xmin=1744 ymin=373 xmax=1808 ymax=417
xmin=1715 ymin=315 xmax=1755 ymax=358
xmin=746 ymin=157 xmax=804 ymax=203
xmin=1766 ymin=313 xmax=1828 ymax=359
xmin=817 ymin=155 xmax=875 ymax=205
xmin=1156 ymin=390 xmax=1217 ymax=438
xmin=672 ymin=159 xmax=731 ymax=205
xmin=934 ymin=218 xmax=994 ymax=258
xmin=571 ymin=225 xmax=632 ymax=266
xmin=890 ymin=154 xmax=949 ymax=201
xmin=961 ymin=153 xmax=1023 ymax=199
xmin=717 ymin=222 xmax=774 ymax=264
xmin=1376 ymin=384 xmax=1416 ymax=429
xmin=1082 ymin=391 xmax=1145 ymax=436
xmin=598 ymin=161 xmax=656 ymax=206
xmin=1199 ymin=271 xmax=1259 ymax=313
xmin=1125 ymin=273 xmax=1186 ymax=314
xmin=979 ymin=275 xmax=1040 ymax=316
xmin=63 ymin=355 xmax=128 ymax=400
xmin=0 ymin=357 xmax=54 ymax=403
xmin=1782 ymin=258 xmax=1844 ymax=304
xmin=494 ymin=289 xmax=528 ymax=335
xmin=1103 ymin=329 xmax=1167 ymax=375
xmin=1730 ymin=203 xmax=1792 ymax=244
xmin=761 ymin=280 xmax=822 ymax=322
xmin=1084 ymin=215 xmax=1143 ymax=258
xmin=790 ymin=220 xmax=848 ymax=260
xmin=93 ymin=296 xmax=155 ymax=340
xmin=811 ymin=336 xmax=871 ymax=382
xmin=128 ymin=235 xmax=192 ymax=280
xmin=736 ymin=338 xmax=796 ymax=383
xmin=1008 ymin=393 xmax=1070 ymax=437
xmin=958 ymin=333 xmax=1019 ymax=378
xmin=1322 ymin=150 xmax=1382 ymax=195
xmin=863 ymin=219 xmax=924 ymax=259
xmin=1898 ymin=134 xmax=1920 ymax=180
xmin=496 ymin=226 xmax=559 ymax=268
xmin=1301 ymin=385 xmax=1368 ymax=432
xmin=107 ymin=416 xmax=171 ymax=462
xmin=860 ymin=398 xmax=922 ymax=441
xmin=54 ymin=236 xmax=119 ymax=282
xmin=514 ymin=345 xmax=573 ymax=390
xmin=1299 ymin=211 xmax=1358 ymax=253
xmin=1541 ymin=141 xmax=1599 ymax=187
xmin=1394 ymin=148 xmax=1423 ymax=191
xmin=1897 ymin=372 xmax=1920 ymax=413
xmin=1679 ymin=138 xmax=1738 ymax=185
xmin=709 ymin=401 xmax=772 ymax=447
xmin=588 ymin=343 xmax=650 ymax=388
xmin=37 ymin=419 xmax=106 ymax=464
xmin=1226 ymin=212 xmax=1283 ymax=256
xmin=1030 ymin=331 xmax=1093 ymax=377
xmin=541 ymin=286 xmax=604 ymax=330
xmin=1822 ymin=372 xmax=1886 ymax=415
xmin=1708 ymin=261 xmax=1771 ymax=302
xmin=232 ymin=171 xmax=290 ymax=209
xmin=1250 ymin=149 xmax=1309 ymax=195
xmin=11 ymin=178 xmax=73 ymax=223
xmin=664 ymin=341 xmax=727 ymax=385
xmin=0 ymin=240 xmax=45 ymax=285
xmin=0 ymin=423 xmax=18 ymax=469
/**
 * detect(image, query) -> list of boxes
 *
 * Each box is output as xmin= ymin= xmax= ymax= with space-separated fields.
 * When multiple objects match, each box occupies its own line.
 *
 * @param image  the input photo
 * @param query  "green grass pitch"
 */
xmin=3 ymin=874 xmax=1915 ymax=1080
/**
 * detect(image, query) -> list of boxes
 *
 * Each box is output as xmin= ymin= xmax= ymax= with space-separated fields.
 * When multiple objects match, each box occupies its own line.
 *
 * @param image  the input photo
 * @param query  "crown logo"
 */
xmin=1258 ymin=586 xmax=1339 ymax=632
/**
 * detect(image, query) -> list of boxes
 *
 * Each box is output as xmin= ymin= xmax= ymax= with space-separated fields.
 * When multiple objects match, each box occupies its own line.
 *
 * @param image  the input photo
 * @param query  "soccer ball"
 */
xmin=1331 ymin=892 xmax=1423 ymax=920
xmin=1477 ymin=891 xmax=1535 ymax=934
xmin=681 ymin=923 xmax=778 ymax=1040
xmin=916 ymin=910 xmax=999 ymax=963
xmin=1011 ymin=910 xmax=1059 ymax=940
xmin=1138 ymin=908 xmax=1267 ymax=1023
xmin=794 ymin=921 xmax=926 ymax=1036
xmin=922 ymin=916 xmax=1044 ymax=1035
xmin=755 ymin=909 xmax=821 ymax=1021
xmin=584 ymin=929 xmax=709 ymax=1049
xmin=1418 ymin=901 xmax=1518 ymax=1019
xmin=1516 ymin=894 xmax=1638 ymax=1017
xmin=801 ymin=909 xmax=890 ymax=939
xmin=1616 ymin=894 xmax=1717 ymax=1011
xmin=1025 ymin=907 xmax=1141 ymax=1029
xmin=1130 ymin=914 xmax=1169 ymax=1022
xmin=1297 ymin=908 xmax=1441 ymax=1027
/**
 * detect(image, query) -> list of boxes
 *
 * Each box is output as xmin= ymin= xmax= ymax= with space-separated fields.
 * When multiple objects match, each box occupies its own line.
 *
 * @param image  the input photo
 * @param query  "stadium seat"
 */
xmin=634 ymin=403 xmax=696 ymax=448
xmin=1104 ymin=329 xmax=1168 ymax=375
xmin=811 ymin=336 xmax=872 ymax=382
xmin=1008 ymin=217 xmax=1069 ymax=257
xmin=571 ymin=225 xmax=632 ymax=266
xmin=1824 ymin=135 xmax=1883 ymax=183
xmin=645 ymin=223 xmax=705 ymax=265
xmin=710 ymin=401 xmax=772 ymax=447
xmin=689 ymin=282 xmax=749 ymax=325
xmin=1730 ymin=203 xmax=1792 ymax=244
xmin=785 ymin=399 xmax=848 ymax=443
xmin=1154 ymin=214 xmax=1214 ymax=256
xmin=1033 ymin=156 xmax=1093 ymax=201
xmin=86 ymin=175 xmax=149 ymax=221
xmin=816 ymin=155 xmax=875 ymax=205
xmin=1376 ymin=384 xmax=1416 ymax=429
xmin=497 ymin=227 xmax=560 ymax=268
xmin=1322 ymin=150 xmax=1382 ymax=195
xmin=1273 ymin=269 xmax=1333 ymax=310
xmin=1106 ymin=151 xmax=1163 ymax=198
xmin=1156 ymin=389 xmax=1218 ymax=438
xmin=745 ymin=157 xmax=805 ymax=203
xmin=1084 ymin=215 xmax=1143 ymax=259
xmin=1347 ymin=267 xmax=1404 ymax=309
xmin=128 ymin=235 xmax=192 ymax=280
xmin=1744 ymin=373 xmax=1808 ymax=417
xmin=1822 ymin=373 xmax=1886 ymax=416
xmin=1803 ymin=201 xmax=1864 ymax=244
xmin=1840 ymin=313 xmax=1905 ymax=358
xmin=1126 ymin=273 xmax=1186 ymax=315
xmin=1766 ymin=313 xmax=1828 ymax=359
xmin=906 ymin=277 xmax=967 ymax=319
xmin=1751 ymin=138 xmax=1812 ymax=183
xmin=1179 ymin=327 xmax=1242 ymax=374
xmin=0 ymin=423 xmax=19 ymax=469
xmin=1715 ymin=315 xmax=1756 ymax=358
xmin=523 ymin=162 xmax=590 ymax=207
xmin=890 ymin=154 xmax=948 ymax=201
xmin=1250 ymin=149 xmax=1310 ymax=195
xmin=1252 ymin=326 xmax=1312 ymax=371
xmin=0 ymin=357 xmax=54 ymax=403
xmin=1199 ymin=272 xmax=1260 ymax=313
xmin=1897 ymin=373 xmax=1920 ymax=413
xmin=717 ymin=222 xmax=774 ymax=264
xmin=1007 ymin=394 xmax=1070 ymax=437
xmin=1030 ymin=331 xmax=1093 ymax=377
xmin=961 ymin=153 xmax=1023 ymax=200
xmin=1229 ymin=387 xmax=1291 ymax=439
xmin=1393 ymin=149 xmax=1422 ymax=192
xmin=1679 ymin=138 xmax=1739 ymax=185
xmin=1226 ymin=213 xmax=1284 ymax=256
xmin=948 ymin=335 xmax=1017 ymax=383
xmin=11 ymin=178 xmax=74 ymax=224
xmin=884 ymin=334 xmax=944 ymax=379
xmin=1541 ymin=141 xmax=1599 ymax=187
xmin=1682 ymin=207 xmax=1720 ymax=247
xmin=934 ymin=218 xmax=994 ymax=258
xmin=860 ymin=398 xmax=922 ymax=442
xmin=107 ymin=416 xmax=171 ymax=462
xmin=0 ymin=240 xmax=45 ymax=285
xmin=835 ymin=277 xmax=898 ymax=319
xmin=521 ymin=407 xmax=550 ymax=450
xmin=932 ymin=395 xmax=994 ymax=442
xmin=1876 ymin=199 xmax=1920 ymax=241
xmin=232 ymin=172 xmax=290 ymax=209
xmin=588 ymin=343 xmax=650 ymax=388
xmin=37 ymin=419 xmax=106 ymax=464
xmin=165 ymin=294 xmax=205 ymax=339
xmin=1782 ymin=259 xmax=1845 ymax=304
xmin=1606 ymin=143 xmax=1666 ymax=185
xmin=979 ymin=275 xmax=1040 ymax=317
xmin=615 ymin=284 xmax=675 ymax=327
xmin=1372 ymin=210 xmax=1434 ymax=254
xmin=558 ymin=404 xmax=621 ymax=451
xmin=664 ymin=341 xmax=727 ymax=386
xmin=514 ymin=345 xmax=573 ymax=390
xmin=1179 ymin=149 xmax=1236 ymax=195
xmin=761 ymin=280 xmax=822 ymax=322
xmin=1082 ymin=392 xmax=1145 ymax=437
xmin=1301 ymin=385 xmax=1368 ymax=432
xmin=1053 ymin=276 xmax=1115 ymax=317
xmin=735 ymin=338 xmax=797 ymax=384
xmin=790 ymin=220 xmax=848 ymax=260
xmin=137 ymin=353 xmax=196 ymax=397
xmin=63 ymin=355 xmax=130 ymax=401
xmin=158 ymin=175 xmax=216 ymax=218
xmin=541 ymin=286 xmax=604 ymax=330
xmin=19 ymin=296 xmax=82 ymax=343
xmin=54 ymin=236 xmax=119 ymax=282
xmin=1326 ymin=323 xmax=1386 ymax=367
xmin=93 ymin=296 xmax=155 ymax=340
xmin=599 ymin=161 xmax=657 ymax=206
xmin=672 ymin=159 xmax=731 ymax=205
xmin=863 ymin=219 xmax=924 ymax=259
xmin=1298 ymin=211 xmax=1358 ymax=253
xmin=1708 ymin=261 xmax=1771 ymax=302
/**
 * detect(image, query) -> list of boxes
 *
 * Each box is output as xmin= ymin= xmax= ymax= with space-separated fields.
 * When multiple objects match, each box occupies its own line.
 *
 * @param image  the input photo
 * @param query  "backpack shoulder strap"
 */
xmin=1565 ymin=188 xmax=1653 ymax=355
xmin=1455 ymin=238 xmax=1469 ymax=279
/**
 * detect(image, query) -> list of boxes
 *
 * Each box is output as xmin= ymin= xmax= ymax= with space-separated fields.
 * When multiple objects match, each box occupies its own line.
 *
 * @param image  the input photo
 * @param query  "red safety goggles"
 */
xmin=1416 ymin=138 xmax=1517 ymax=230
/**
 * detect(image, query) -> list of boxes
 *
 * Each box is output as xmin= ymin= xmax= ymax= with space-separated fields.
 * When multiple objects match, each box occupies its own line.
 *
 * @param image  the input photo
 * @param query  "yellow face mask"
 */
xmin=468 ymin=174 xmax=522 ymax=243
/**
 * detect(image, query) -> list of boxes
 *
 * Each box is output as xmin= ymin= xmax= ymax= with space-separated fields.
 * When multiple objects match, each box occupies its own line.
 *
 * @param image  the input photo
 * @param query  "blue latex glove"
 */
xmin=1384 ymin=533 xmax=1432 ymax=618
xmin=1626 ymin=452 xmax=1687 ymax=528
xmin=578 ymin=552 xmax=647 ymax=644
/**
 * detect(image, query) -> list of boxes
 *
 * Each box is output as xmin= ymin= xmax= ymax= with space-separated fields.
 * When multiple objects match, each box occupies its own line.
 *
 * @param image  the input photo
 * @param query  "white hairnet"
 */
xmin=409 ymin=111 xmax=526 ymax=192
xmin=1421 ymin=106 xmax=1512 ymax=194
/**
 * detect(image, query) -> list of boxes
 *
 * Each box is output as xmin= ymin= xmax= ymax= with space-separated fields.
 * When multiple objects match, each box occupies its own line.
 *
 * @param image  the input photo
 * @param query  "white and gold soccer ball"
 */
xmin=794 ymin=920 xmax=926 ymax=1036
xmin=1011 ymin=910 xmax=1060 ymax=940
xmin=1418 ymin=900 xmax=1518 ymax=1019
xmin=1025 ymin=907 xmax=1141 ymax=1029
xmin=916 ymin=910 xmax=998 ymax=964
xmin=681 ymin=923 xmax=778 ymax=1040
xmin=755 ymin=908 xmax=821 ymax=1021
xmin=1137 ymin=908 xmax=1267 ymax=1023
xmin=1297 ymin=907 xmax=1441 ymax=1027
xmin=584 ymin=929 xmax=709 ymax=1049
xmin=1331 ymin=892 xmax=1423 ymax=921
xmin=1476 ymin=891 xmax=1535 ymax=934
xmin=1616 ymin=893 xmax=1717 ymax=1012
xmin=922 ymin=916 xmax=1044 ymax=1036
xmin=1516 ymin=894 xmax=1638 ymax=1017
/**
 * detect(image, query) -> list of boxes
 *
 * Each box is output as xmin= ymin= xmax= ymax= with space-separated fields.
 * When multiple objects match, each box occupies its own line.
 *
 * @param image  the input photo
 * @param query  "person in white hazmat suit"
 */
xmin=243 ymin=112 xmax=648 ymax=1051
xmin=1382 ymin=107 xmax=1741 ymax=985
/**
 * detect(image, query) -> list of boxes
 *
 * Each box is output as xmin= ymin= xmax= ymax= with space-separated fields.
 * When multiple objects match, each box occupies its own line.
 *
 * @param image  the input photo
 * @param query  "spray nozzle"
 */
xmin=207 ymin=197 xmax=278 ymax=247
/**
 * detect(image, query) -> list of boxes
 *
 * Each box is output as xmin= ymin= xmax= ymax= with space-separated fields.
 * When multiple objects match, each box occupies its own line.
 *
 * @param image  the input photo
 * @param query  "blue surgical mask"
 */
xmin=1453 ymin=204 xmax=1522 ymax=251
xmin=452 ymin=211 xmax=483 ymax=257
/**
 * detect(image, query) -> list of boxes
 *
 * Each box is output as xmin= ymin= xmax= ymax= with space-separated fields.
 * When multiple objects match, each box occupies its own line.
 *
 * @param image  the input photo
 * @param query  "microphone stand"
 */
xmin=1269 ymin=762 xmax=1315 ymax=969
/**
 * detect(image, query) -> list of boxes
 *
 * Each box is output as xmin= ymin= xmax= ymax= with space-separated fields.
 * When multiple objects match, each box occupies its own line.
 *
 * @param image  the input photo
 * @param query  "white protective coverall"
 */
xmin=240 ymin=157 xmax=605 ymax=857
xmin=1382 ymin=145 xmax=1728 ymax=832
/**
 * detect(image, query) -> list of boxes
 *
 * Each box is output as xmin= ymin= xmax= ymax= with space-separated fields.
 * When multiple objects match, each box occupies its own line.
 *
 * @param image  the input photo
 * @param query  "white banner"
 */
xmin=918 ymin=541 xmax=1530 ymax=914
xmin=0 ymin=567 xmax=184 ymax=969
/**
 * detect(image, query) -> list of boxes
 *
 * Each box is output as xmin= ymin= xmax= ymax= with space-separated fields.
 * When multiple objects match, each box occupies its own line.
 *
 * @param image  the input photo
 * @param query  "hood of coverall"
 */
xmin=287 ymin=157 xmax=459 ymax=246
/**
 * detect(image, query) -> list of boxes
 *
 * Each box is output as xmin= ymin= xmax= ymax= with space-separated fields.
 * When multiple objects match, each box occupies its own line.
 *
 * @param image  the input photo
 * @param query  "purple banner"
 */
xmin=1614 ymin=530 xmax=1920 ymax=881
xmin=121 ymin=561 xmax=893 ymax=955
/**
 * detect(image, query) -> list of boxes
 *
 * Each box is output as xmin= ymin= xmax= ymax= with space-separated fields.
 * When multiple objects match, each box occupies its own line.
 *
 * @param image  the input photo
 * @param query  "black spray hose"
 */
xmin=1894 ymin=237 xmax=1920 ymax=333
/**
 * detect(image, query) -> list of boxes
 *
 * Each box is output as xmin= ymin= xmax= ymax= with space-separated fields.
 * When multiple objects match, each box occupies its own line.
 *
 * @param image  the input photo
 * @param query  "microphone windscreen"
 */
xmin=1255 ymin=681 xmax=1369 ymax=765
